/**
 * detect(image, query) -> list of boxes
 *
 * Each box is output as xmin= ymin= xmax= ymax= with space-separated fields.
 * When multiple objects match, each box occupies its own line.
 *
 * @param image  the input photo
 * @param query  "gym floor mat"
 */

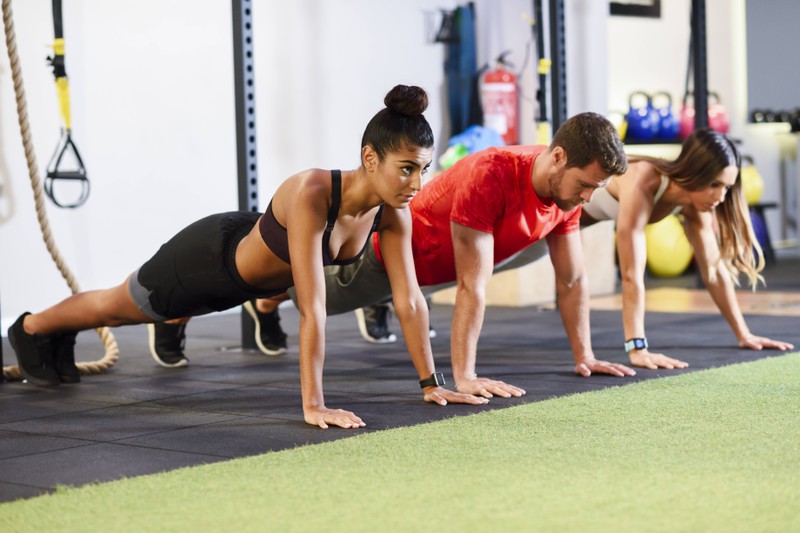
xmin=1 ymin=258 xmax=798 ymax=502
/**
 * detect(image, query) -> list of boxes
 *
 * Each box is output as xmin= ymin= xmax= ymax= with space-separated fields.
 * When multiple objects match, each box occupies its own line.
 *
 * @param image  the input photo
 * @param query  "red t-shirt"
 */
xmin=375 ymin=145 xmax=581 ymax=286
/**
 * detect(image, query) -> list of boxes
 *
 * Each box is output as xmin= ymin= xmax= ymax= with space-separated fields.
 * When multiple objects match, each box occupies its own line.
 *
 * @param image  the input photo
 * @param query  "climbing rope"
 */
xmin=2 ymin=0 xmax=118 ymax=380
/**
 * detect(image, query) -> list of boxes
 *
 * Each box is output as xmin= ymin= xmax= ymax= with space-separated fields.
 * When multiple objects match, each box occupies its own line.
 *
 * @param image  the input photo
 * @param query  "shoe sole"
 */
xmin=243 ymin=301 xmax=287 ymax=356
xmin=353 ymin=308 xmax=397 ymax=344
xmin=146 ymin=323 xmax=189 ymax=368
xmin=8 ymin=327 xmax=60 ymax=387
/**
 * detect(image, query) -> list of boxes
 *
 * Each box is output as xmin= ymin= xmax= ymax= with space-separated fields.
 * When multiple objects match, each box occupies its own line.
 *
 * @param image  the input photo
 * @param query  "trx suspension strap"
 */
xmin=532 ymin=0 xmax=552 ymax=144
xmin=45 ymin=0 xmax=89 ymax=208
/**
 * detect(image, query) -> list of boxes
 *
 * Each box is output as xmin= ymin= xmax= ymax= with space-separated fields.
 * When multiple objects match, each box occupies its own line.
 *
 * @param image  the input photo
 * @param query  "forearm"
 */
xmin=705 ymin=269 xmax=750 ymax=339
xmin=394 ymin=293 xmax=436 ymax=379
xmin=620 ymin=275 xmax=647 ymax=340
xmin=297 ymin=307 xmax=327 ymax=410
xmin=557 ymin=273 xmax=593 ymax=362
xmin=450 ymin=284 xmax=485 ymax=383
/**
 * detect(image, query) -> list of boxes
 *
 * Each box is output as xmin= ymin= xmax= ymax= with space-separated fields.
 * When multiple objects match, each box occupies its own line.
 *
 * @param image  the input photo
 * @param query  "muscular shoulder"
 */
xmin=616 ymin=160 xmax=662 ymax=199
xmin=271 ymin=169 xmax=331 ymax=224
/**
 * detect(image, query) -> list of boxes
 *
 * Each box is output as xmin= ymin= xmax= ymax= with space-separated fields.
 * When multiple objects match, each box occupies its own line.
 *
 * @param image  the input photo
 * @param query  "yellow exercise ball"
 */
xmin=741 ymin=165 xmax=764 ymax=206
xmin=645 ymin=215 xmax=694 ymax=277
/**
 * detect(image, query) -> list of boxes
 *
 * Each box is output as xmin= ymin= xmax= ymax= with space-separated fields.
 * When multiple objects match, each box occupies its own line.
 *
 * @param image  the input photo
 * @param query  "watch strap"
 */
xmin=419 ymin=372 xmax=445 ymax=388
xmin=624 ymin=337 xmax=648 ymax=353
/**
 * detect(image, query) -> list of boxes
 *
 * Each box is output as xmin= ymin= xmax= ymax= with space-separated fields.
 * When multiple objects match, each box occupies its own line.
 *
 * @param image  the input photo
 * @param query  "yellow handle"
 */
xmin=536 ymin=122 xmax=552 ymax=145
xmin=51 ymin=39 xmax=71 ymax=129
xmin=537 ymin=58 xmax=552 ymax=75
xmin=56 ymin=77 xmax=71 ymax=130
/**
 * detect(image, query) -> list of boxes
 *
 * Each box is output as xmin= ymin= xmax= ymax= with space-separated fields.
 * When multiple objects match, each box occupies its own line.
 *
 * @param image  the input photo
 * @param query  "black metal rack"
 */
xmin=548 ymin=0 xmax=567 ymax=131
xmin=690 ymin=0 xmax=708 ymax=130
xmin=232 ymin=0 xmax=259 ymax=350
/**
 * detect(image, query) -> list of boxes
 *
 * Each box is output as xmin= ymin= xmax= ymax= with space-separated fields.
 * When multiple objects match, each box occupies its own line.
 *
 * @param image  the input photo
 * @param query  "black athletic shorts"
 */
xmin=129 ymin=211 xmax=287 ymax=320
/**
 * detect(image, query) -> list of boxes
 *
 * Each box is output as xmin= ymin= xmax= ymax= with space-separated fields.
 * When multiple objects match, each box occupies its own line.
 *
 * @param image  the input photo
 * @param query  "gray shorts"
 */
xmin=287 ymin=239 xmax=549 ymax=315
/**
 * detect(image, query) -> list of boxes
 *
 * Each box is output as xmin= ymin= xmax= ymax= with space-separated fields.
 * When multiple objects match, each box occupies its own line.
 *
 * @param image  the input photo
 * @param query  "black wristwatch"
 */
xmin=419 ymin=372 xmax=446 ymax=389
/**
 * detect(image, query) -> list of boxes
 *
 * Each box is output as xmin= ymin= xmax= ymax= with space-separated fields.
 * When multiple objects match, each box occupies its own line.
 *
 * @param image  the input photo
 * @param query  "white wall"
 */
xmin=0 ymin=0 xmax=238 ymax=329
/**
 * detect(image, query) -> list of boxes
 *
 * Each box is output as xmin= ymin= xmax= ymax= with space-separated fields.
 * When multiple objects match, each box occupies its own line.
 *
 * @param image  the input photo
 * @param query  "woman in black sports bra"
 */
xmin=9 ymin=85 xmax=485 ymax=429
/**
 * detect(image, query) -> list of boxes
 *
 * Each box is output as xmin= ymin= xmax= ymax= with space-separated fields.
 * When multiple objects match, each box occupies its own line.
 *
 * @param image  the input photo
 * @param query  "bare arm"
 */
xmin=683 ymin=211 xmax=793 ymax=351
xmin=285 ymin=180 xmax=364 ymax=429
xmin=380 ymin=210 xmax=487 ymax=406
xmin=615 ymin=169 xmax=688 ymax=369
xmin=449 ymin=223 xmax=525 ymax=398
xmin=546 ymin=230 xmax=635 ymax=377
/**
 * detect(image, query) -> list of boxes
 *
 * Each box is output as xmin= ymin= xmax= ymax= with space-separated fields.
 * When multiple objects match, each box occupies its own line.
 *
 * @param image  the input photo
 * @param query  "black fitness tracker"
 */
xmin=419 ymin=372 xmax=446 ymax=388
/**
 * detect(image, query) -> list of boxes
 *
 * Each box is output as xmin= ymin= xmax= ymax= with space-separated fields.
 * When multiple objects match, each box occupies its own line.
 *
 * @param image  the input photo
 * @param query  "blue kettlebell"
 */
xmin=652 ymin=91 xmax=679 ymax=141
xmin=626 ymin=91 xmax=659 ymax=142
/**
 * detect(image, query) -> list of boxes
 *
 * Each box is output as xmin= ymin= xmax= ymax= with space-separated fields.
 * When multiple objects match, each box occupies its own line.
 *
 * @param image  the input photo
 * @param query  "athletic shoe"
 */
xmin=8 ymin=312 xmax=60 ymax=386
xmin=147 ymin=322 xmax=189 ymax=368
xmin=243 ymin=300 xmax=288 ymax=355
xmin=354 ymin=304 xmax=397 ymax=344
xmin=54 ymin=331 xmax=81 ymax=383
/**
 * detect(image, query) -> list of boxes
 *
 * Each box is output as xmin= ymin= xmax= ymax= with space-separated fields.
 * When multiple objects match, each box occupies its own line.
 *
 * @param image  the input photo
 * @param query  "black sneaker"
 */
xmin=243 ymin=300 xmax=287 ymax=355
xmin=8 ymin=312 xmax=60 ymax=386
xmin=354 ymin=304 xmax=397 ymax=344
xmin=147 ymin=322 xmax=189 ymax=368
xmin=54 ymin=331 xmax=81 ymax=383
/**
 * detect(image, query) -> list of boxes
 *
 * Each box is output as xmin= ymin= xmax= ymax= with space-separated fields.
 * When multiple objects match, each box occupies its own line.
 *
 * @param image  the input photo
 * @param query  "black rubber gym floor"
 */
xmin=1 ymin=259 xmax=798 ymax=503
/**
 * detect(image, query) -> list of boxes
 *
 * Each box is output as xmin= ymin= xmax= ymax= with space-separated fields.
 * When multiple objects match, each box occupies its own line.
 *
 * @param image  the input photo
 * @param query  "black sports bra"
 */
xmin=259 ymin=169 xmax=384 ymax=266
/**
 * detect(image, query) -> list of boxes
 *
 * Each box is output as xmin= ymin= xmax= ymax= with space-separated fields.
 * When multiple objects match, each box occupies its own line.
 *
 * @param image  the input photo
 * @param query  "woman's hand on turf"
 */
xmin=738 ymin=333 xmax=794 ymax=351
xmin=574 ymin=358 xmax=636 ymax=378
xmin=423 ymin=386 xmax=489 ymax=406
xmin=304 ymin=406 xmax=366 ymax=430
xmin=629 ymin=349 xmax=688 ymax=370
xmin=455 ymin=376 xmax=526 ymax=399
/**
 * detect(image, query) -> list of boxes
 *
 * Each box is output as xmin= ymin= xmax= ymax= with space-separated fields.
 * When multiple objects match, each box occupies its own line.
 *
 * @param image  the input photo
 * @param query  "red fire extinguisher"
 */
xmin=481 ymin=51 xmax=519 ymax=145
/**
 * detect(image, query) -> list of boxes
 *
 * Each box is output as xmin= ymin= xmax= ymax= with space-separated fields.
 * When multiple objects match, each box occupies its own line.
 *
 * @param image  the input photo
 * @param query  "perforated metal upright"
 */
xmin=690 ymin=0 xmax=708 ymax=129
xmin=232 ymin=0 xmax=259 ymax=350
xmin=548 ymin=0 xmax=567 ymax=131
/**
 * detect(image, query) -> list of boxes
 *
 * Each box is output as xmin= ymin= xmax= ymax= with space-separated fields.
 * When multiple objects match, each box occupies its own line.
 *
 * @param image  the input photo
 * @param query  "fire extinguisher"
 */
xmin=480 ymin=51 xmax=519 ymax=145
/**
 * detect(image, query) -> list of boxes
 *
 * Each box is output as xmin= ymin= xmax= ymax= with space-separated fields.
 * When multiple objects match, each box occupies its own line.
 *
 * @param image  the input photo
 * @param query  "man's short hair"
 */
xmin=550 ymin=112 xmax=628 ymax=176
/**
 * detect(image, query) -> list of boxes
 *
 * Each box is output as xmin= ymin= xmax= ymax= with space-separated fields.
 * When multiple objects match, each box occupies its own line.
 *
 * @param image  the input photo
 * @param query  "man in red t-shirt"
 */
xmin=302 ymin=112 xmax=635 ymax=398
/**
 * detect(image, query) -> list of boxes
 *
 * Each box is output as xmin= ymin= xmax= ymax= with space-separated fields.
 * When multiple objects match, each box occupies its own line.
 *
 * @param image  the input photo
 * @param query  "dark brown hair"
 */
xmin=551 ymin=112 xmax=628 ymax=176
xmin=630 ymin=129 xmax=764 ymax=287
xmin=361 ymin=85 xmax=434 ymax=161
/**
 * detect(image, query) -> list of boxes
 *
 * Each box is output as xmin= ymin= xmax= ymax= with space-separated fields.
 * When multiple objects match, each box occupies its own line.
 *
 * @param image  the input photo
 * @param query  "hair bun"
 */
xmin=384 ymin=85 xmax=428 ymax=116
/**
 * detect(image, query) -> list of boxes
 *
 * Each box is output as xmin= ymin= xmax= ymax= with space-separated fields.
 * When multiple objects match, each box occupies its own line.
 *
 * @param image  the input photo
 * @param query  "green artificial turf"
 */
xmin=2 ymin=353 xmax=799 ymax=532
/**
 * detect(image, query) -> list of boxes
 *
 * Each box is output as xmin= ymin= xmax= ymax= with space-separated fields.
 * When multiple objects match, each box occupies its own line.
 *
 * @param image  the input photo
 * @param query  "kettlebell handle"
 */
xmin=651 ymin=91 xmax=673 ymax=109
xmin=682 ymin=90 xmax=722 ymax=106
xmin=628 ymin=90 xmax=652 ymax=109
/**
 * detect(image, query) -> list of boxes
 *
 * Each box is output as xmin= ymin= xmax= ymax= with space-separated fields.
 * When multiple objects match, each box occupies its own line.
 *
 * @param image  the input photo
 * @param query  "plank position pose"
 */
xmin=281 ymin=112 xmax=636 ymax=398
xmin=357 ymin=128 xmax=793 ymax=370
xmin=9 ymin=85 xmax=485 ymax=429
xmin=579 ymin=128 xmax=793 ymax=368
